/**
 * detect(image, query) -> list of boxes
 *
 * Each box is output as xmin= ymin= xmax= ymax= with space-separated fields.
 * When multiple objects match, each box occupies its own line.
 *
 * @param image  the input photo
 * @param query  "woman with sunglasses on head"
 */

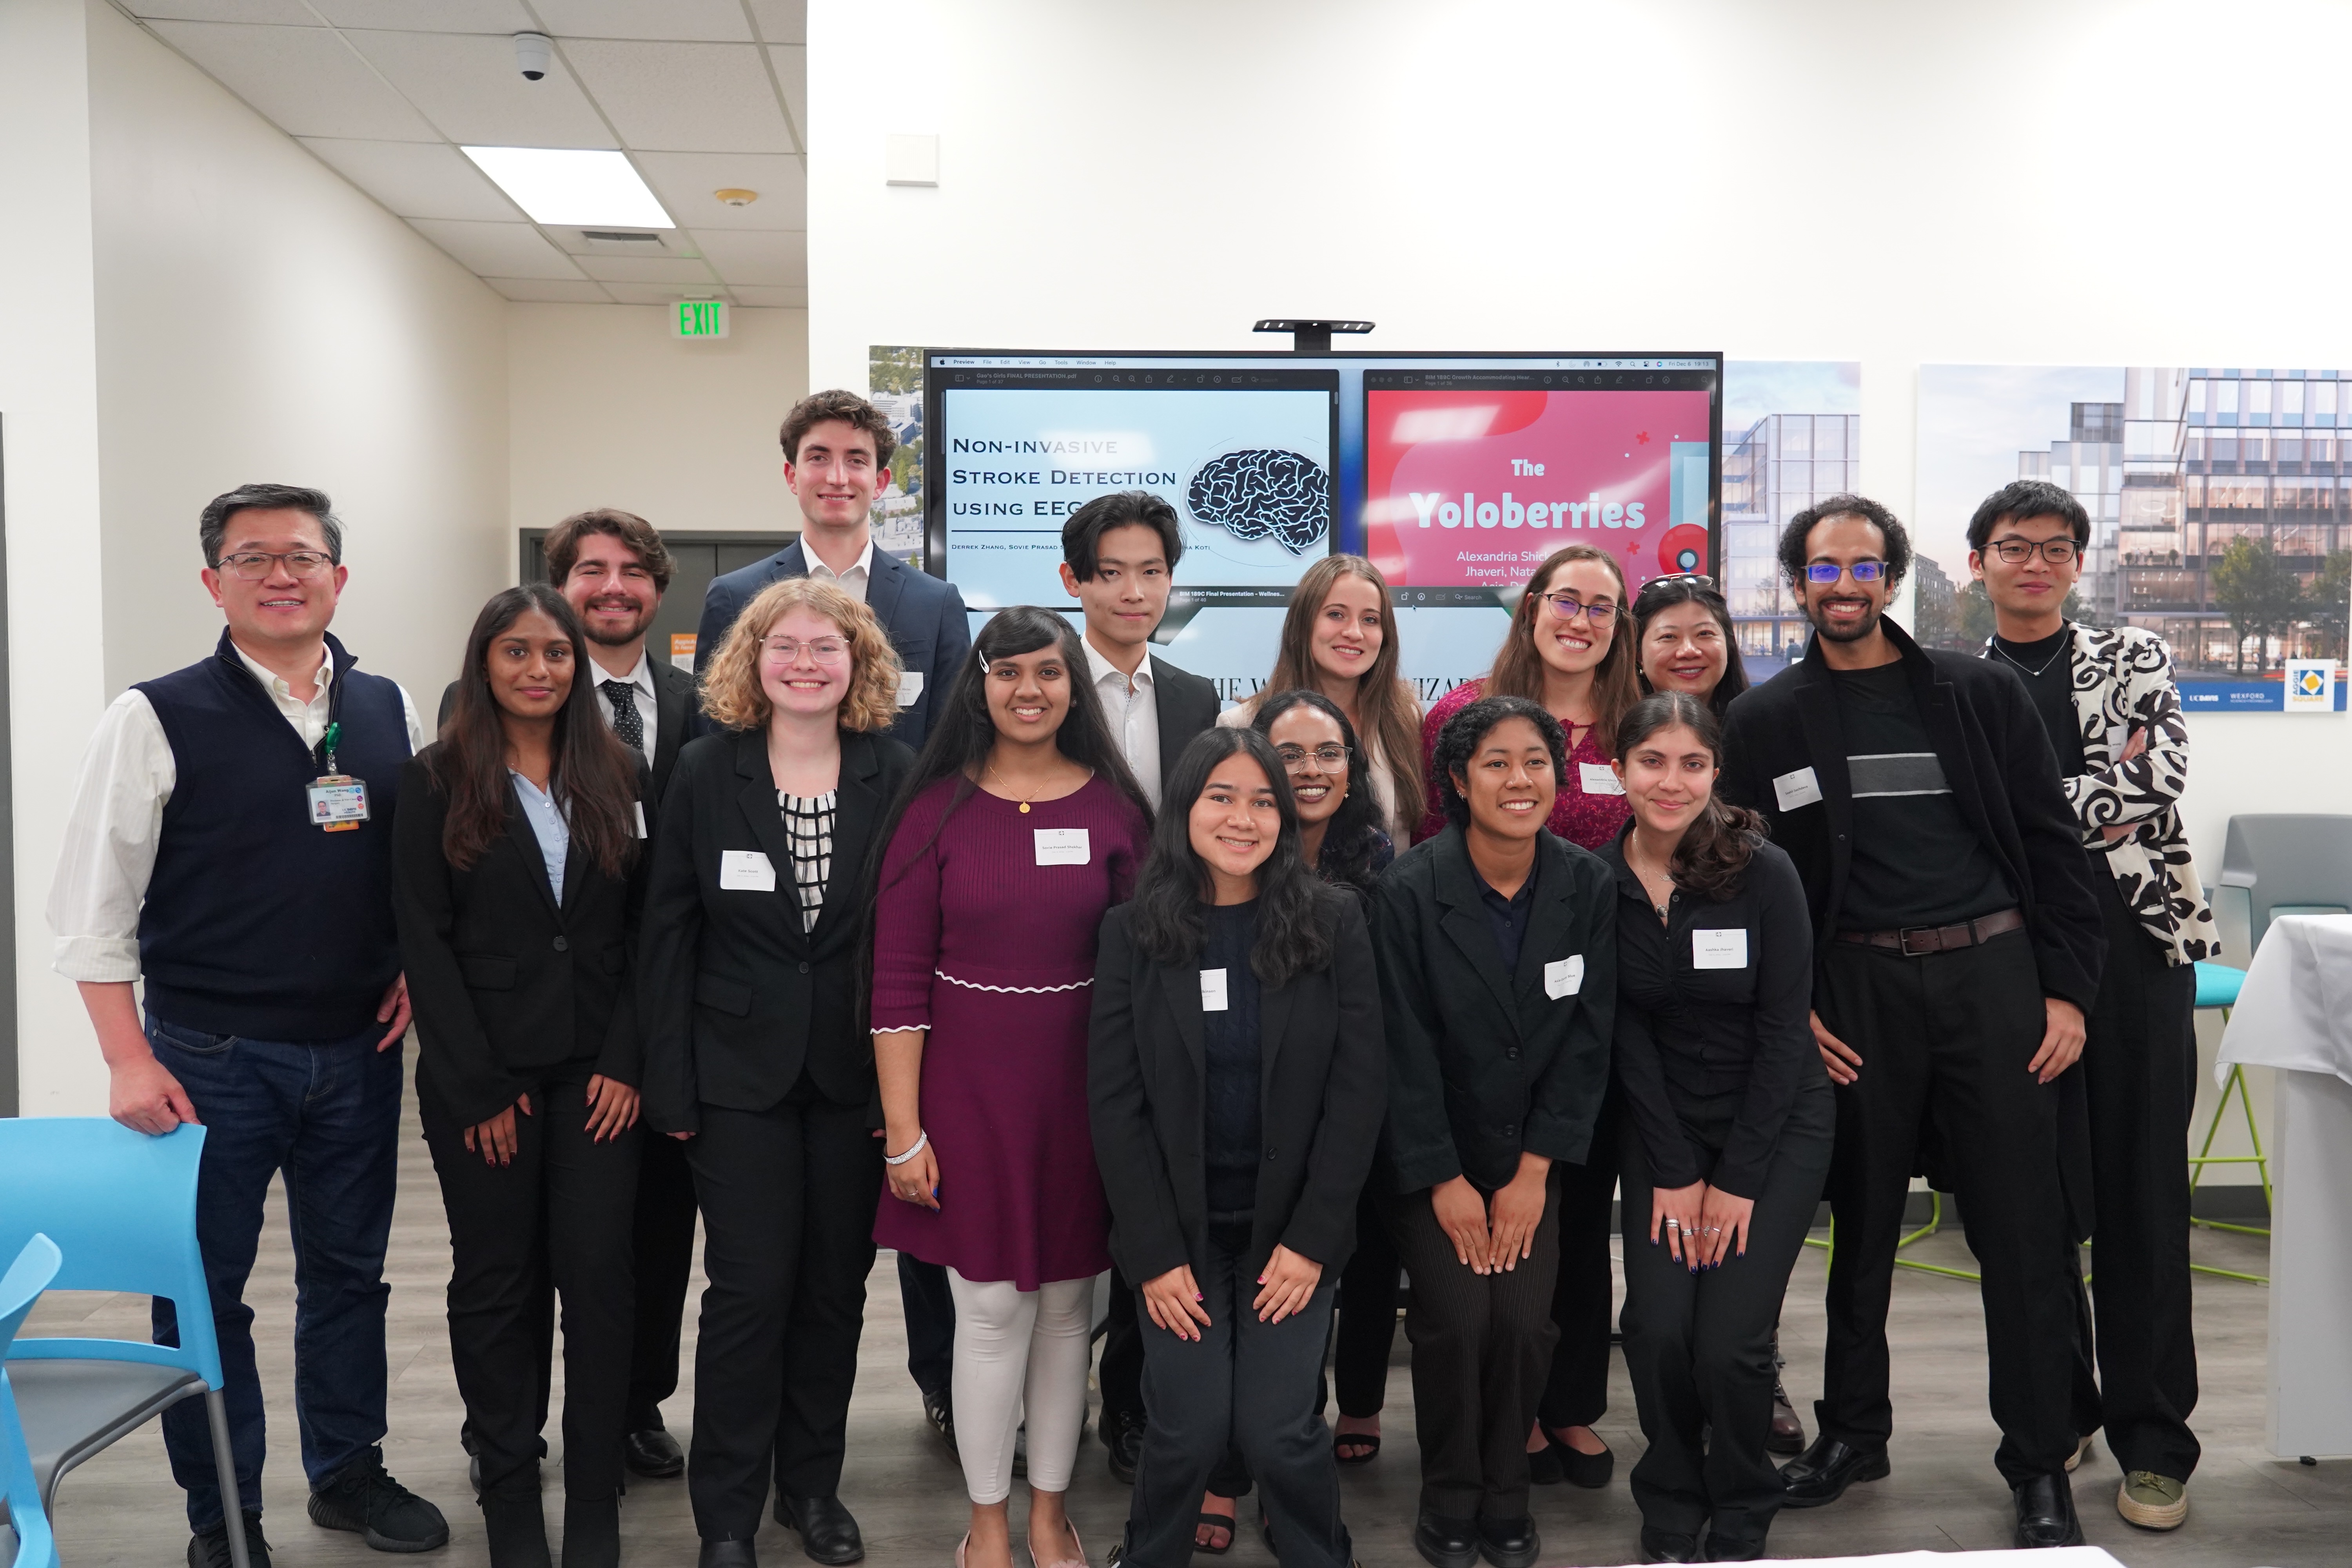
xmin=637 ymin=578 xmax=916 ymax=1568
xmin=1601 ymin=693 xmax=1831 ymax=1564
xmin=1632 ymin=575 xmax=1750 ymax=718
xmin=1417 ymin=543 xmax=1642 ymax=1490
xmin=394 ymin=585 xmax=648 ymax=1568
xmin=870 ymin=607 xmax=1156 ymax=1568
xmin=1220 ymin=556 xmax=1425 ymax=848
xmin=1090 ymin=726 xmax=1386 ymax=1568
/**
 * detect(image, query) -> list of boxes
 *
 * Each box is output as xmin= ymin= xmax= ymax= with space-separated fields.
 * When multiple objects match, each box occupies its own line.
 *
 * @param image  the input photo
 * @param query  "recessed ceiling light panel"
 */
xmin=461 ymin=146 xmax=673 ymax=229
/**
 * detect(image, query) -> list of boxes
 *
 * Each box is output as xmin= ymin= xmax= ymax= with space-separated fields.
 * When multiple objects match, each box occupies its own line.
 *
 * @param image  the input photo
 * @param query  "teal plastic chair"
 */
xmin=2188 ymin=959 xmax=2270 ymax=1284
xmin=0 ymin=1121 xmax=249 ymax=1568
xmin=1 ymin=1234 xmax=66 ymax=1568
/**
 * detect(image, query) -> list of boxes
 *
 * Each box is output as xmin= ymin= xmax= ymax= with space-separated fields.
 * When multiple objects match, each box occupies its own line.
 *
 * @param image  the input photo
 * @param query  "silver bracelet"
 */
xmin=884 ymin=1130 xmax=929 ymax=1167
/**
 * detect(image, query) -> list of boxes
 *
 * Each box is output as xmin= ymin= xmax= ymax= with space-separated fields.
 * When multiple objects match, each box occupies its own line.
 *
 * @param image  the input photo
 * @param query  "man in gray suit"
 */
xmin=695 ymin=389 xmax=970 ymax=750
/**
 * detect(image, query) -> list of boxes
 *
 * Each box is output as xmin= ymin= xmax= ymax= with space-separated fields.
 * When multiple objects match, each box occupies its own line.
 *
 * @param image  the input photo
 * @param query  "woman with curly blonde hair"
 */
xmin=639 ymin=575 xmax=917 ymax=1568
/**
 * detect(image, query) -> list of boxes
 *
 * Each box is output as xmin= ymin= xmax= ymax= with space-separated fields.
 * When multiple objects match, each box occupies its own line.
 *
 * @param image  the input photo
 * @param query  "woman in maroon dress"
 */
xmin=1416 ymin=542 xmax=1642 ymax=1490
xmin=870 ymin=606 xmax=1154 ymax=1568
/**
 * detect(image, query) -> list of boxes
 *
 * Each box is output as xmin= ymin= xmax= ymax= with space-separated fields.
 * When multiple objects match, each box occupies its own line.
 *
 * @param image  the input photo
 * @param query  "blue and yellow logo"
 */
xmin=2297 ymin=669 xmax=2327 ymax=697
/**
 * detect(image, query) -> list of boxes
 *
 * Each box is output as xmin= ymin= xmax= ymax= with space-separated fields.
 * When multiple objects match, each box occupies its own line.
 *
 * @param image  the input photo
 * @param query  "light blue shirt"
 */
xmin=510 ymin=771 xmax=569 ymax=902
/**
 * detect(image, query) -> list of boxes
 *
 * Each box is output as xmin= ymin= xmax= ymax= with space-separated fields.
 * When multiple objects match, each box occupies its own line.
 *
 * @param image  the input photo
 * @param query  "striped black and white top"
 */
xmin=779 ymin=790 xmax=836 ymax=933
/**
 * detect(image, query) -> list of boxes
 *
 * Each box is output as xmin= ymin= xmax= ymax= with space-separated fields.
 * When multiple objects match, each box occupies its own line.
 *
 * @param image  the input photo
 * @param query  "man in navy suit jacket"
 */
xmin=696 ymin=389 xmax=969 ymax=751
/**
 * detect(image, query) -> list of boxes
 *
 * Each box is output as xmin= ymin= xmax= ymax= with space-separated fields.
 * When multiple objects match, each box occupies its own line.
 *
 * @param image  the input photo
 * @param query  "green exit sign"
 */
xmin=672 ymin=299 xmax=729 ymax=339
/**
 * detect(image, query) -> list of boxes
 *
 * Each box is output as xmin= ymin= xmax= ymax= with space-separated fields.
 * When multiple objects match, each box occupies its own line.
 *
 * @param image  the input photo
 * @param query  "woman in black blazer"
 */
xmin=1372 ymin=694 xmax=1616 ymax=1568
xmin=1090 ymin=726 xmax=1385 ymax=1568
xmin=638 ymin=577 xmax=915 ymax=1568
xmin=1601 ymin=693 xmax=1830 ymax=1565
xmin=394 ymin=584 xmax=649 ymax=1568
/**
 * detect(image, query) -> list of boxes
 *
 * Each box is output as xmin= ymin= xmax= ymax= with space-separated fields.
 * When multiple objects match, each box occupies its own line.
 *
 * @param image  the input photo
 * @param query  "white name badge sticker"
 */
xmin=306 ymin=775 xmax=370 ymax=832
xmin=1693 ymin=928 xmax=1749 ymax=969
xmin=1200 ymin=968 xmax=1229 ymax=1012
xmin=1578 ymin=762 xmax=1624 ymax=796
xmin=719 ymin=849 xmax=776 ymax=892
xmin=1544 ymin=954 xmax=1585 ymax=1000
xmin=1773 ymin=766 xmax=1824 ymax=811
xmin=1034 ymin=827 xmax=1091 ymax=866
xmin=895 ymin=671 xmax=924 ymax=708
xmin=633 ymin=801 xmax=648 ymax=839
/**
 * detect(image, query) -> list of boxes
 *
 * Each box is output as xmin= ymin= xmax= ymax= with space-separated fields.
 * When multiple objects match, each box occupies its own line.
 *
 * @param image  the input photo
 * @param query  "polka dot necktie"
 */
xmin=601 ymin=680 xmax=645 ymax=753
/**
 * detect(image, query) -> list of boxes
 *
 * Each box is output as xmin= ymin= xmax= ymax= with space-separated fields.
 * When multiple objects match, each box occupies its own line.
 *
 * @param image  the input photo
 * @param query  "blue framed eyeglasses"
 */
xmin=1803 ymin=560 xmax=1887 ymax=584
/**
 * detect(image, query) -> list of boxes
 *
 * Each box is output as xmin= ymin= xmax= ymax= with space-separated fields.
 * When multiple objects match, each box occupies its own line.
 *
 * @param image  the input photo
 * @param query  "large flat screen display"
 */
xmin=926 ymin=350 xmax=1720 ymax=704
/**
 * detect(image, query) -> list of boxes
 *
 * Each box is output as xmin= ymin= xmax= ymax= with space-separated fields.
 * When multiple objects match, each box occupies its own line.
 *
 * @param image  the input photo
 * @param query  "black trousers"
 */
xmin=1539 ymin=1089 xmax=1620 ymax=1430
xmin=686 ymin=1094 xmax=882 ymax=1540
xmin=1100 ymin=1266 xmax=1146 ymax=1431
xmin=1619 ymin=1085 xmax=1832 ymax=1546
xmin=2065 ymin=883 xmax=2201 ymax=1479
xmin=1125 ymin=1230 xmax=1348 ymax=1568
xmin=1331 ymin=1187 xmax=1402 ymax=1419
xmin=1385 ymin=1171 xmax=1562 ymax=1520
xmin=421 ymin=1076 xmax=641 ymax=1501
xmin=1815 ymin=929 xmax=2079 ymax=1484
xmin=898 ymin=1252 xmax=956 ymax=1399
xmin=625 ymin=1129 xmax=700 ymax=1430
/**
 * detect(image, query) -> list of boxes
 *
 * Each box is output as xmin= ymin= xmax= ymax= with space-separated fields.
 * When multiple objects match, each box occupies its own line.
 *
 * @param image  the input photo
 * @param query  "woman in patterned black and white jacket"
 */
xmin=1968 ymin=478 xmax=2214 ymax=1537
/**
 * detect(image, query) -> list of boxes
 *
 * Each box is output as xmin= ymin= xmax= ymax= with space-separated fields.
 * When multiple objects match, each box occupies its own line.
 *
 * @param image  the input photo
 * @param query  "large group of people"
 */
xmin=51 ymin=385 xmax=2210 ymax=1568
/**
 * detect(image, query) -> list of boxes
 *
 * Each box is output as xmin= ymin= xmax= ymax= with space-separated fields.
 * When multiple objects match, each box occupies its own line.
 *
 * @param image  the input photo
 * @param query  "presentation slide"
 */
xmin=1364 ymin=370 xmax=1715 ymax=597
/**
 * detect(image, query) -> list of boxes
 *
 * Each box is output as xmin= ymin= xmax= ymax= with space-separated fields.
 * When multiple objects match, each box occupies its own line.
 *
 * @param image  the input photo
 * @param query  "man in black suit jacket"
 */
xmin=694 ymin=390 xmax=970 ymax=751
xmin=1057 ymin=489 xmax=1223 ymax=1481
xmin=1716 ymin=495 xmax=2106 ymax=1549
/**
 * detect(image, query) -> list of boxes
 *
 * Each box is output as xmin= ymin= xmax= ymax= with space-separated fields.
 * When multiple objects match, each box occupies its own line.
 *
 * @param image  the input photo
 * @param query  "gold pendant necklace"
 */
xmin=986 ymin=764 xmax=1038 ymax=813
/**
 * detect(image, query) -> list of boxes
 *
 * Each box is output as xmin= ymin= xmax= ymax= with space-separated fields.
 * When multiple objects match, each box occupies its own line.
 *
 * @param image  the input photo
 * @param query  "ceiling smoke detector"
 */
xmin=713 ymin=188 xmax=759 ymax=207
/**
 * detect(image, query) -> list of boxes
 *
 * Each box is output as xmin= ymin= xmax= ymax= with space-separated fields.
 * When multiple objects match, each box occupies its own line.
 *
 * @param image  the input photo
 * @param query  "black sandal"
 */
xmin=1193 ymin=1512 xmax=1235 ymax=1555
xmin=1332 ymin=1431 xmax=1382 ymax=1465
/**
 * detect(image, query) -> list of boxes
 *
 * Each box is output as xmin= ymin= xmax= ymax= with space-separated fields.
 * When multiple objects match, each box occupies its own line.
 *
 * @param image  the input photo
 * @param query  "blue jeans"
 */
xmin=145 ymin=1011 xmax=405 ymax=1530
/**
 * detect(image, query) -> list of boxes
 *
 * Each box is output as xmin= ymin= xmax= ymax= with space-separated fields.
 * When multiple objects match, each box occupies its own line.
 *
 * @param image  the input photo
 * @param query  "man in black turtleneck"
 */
xmin=1968 ymin=479 xmax=2216 ymax=1535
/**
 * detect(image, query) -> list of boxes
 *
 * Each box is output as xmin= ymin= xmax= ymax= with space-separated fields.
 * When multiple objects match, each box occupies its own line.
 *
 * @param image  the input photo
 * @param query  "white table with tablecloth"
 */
xmin=2216 ymin=911 xmax=2352 ymax=1459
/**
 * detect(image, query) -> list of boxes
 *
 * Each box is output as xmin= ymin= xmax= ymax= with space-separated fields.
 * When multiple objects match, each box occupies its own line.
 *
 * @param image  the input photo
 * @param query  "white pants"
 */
xmin=946 ymin=1269 xmax=1095 ymax=1505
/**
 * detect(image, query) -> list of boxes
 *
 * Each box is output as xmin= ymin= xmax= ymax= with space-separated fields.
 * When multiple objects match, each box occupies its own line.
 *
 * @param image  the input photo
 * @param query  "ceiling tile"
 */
xmin=574 ymin=255 xmax=721 ymax=283
xmin=408 ymin=218 xmax=586 ymax=278
xmin=631 ymin=151 xmax=804 ymax=230
xmin=147 ymin=20 xmax=441 ymax=140
xmin=127 ymin=0 xmax=320 ymax=22
xmin=599 ymin=281 xmax=732 ymax=306
xmin=563 ymin=40 xmax=793 ymax=153
xmin=483 ymin=277 xmax=615 ymax=302
xmin=299 ymin=137 xmax=522 ymax=220
xmin=764 ymin=45 xmax=805 ymax=147
xmin=746 ymin=0 xmax=804 ymax=44
xmin=689 ymin=227 xmax=804 ymax=286
xmin=728 ymin=285 xmax=806 ymax=308
xmin=530 ymin=0 xmax=751 ymax=42
xmin=310 ymin=0 xmax=532 ymax=31
xmin=344 ymin=29 xmax=617 ymax=147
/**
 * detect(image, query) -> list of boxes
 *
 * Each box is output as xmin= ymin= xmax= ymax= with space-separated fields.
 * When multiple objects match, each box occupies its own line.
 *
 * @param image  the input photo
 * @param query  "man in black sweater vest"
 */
xmin=49 ymin=485 xmax=446 ymax=1568
xmin=1717 ymin=495 xmax=2107 ymax=1551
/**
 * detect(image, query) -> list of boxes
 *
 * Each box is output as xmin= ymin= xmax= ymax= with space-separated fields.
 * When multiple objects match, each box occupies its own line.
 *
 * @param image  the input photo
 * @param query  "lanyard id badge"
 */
xmin=305 ymin=719 xmax=369 ymax=831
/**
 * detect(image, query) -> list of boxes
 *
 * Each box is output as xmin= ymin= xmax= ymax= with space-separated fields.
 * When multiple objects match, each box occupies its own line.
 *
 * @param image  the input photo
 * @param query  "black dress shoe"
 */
xmin=623 ymin=1426 xmax=685 ymax=1479
xmin=776 ymin=1495 xmax=865 ymax=1565
xmin=922 ymin=1387 xmax=958 ymax=1456
xmin=1768 ymin=1381 xmax=1806 ymax=1456
xmin=1413 ymin=1508 xmax=1479 ymax=1568
xmin=1103 ymin=1410 xmax=1146 ymax=1485
xmin=1551 ymin=1431 xmax=1614 ymax=1490
xmin=2012 ymin=1472 xmax=2084 ymax=1549
xmin=699 ymin=1541 xmax=757 ymax=1568
xmin=1700 ymin=1529 xmax=1765 ymax=1563
xmin=1777 ymin=1434 xmax=1889 ymax=1508
xmin=1637 ymin=1526 xmax=1699 ymax=1564
xmin=1474 ymin=1514 xmax=1539 ymax=1568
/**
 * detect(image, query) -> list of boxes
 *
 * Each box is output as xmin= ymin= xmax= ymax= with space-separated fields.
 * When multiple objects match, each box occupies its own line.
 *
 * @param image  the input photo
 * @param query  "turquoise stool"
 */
xmin=2187 ymin=960 xmax=2269 ymax=1285
xmin=0 ymin=1234 xmax=66 ymax=1568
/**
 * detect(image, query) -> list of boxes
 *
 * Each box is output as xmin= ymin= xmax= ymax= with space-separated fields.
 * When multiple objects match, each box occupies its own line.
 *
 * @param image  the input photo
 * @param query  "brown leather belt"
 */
xmin=1836 ymin=906 xmax=2024 ymax=958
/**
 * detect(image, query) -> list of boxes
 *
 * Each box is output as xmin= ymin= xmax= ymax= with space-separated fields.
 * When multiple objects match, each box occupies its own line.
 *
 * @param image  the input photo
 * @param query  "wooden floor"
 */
xmin=23 ymin=1082 xmax=2344 ymax=1568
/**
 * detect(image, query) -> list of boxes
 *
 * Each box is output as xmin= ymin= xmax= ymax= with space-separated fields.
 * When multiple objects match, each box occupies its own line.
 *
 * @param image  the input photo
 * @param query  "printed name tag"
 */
xmin=1544 ymin=955 xmax=1584 ymax=1000
xmin=1200 ymin=968 xmax=1229 ymax=1012
xmin=1773 ymin=766 xmax=1824 ymax=811
xmin=306 ymin=775 xmax=370 ymax=832
xmin=1034 ymin=827 xmax=1091 ymax=866
xmin=1693 ymin=928 xmax=1749 ymax=969
xmin=895 ymin=671 xmax=925 ymax=708
xmin=633 ymin=801 xmax=647 ymax=839
xmin=1578 ymin=762 xmax=1624 ymax=797
xmin=719 ymin=849 xmax=776 ymax=891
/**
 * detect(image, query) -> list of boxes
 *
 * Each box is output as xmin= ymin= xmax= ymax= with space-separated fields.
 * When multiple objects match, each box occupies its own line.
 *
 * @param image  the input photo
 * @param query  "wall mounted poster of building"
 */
xmin=1720 ymin=361 xmax=1862 ymax=680
xmin=1916 ymin=365 xmax=2350 ymax=711
xmin=868 ymin=345 xmax=926 ymax=564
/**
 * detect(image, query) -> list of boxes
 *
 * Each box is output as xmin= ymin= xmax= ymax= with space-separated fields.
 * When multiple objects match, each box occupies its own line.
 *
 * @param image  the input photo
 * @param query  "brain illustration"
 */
xmin=1186 ymin=450 xmax=1331 ymax=555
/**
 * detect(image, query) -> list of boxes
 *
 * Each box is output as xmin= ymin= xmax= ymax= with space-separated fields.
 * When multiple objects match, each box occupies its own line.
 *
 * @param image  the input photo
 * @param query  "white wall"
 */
xmin=508 ymin=303 xmax=810 ymax=555
xmin=808 ymin=0 xmax=2352 ymax=1180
